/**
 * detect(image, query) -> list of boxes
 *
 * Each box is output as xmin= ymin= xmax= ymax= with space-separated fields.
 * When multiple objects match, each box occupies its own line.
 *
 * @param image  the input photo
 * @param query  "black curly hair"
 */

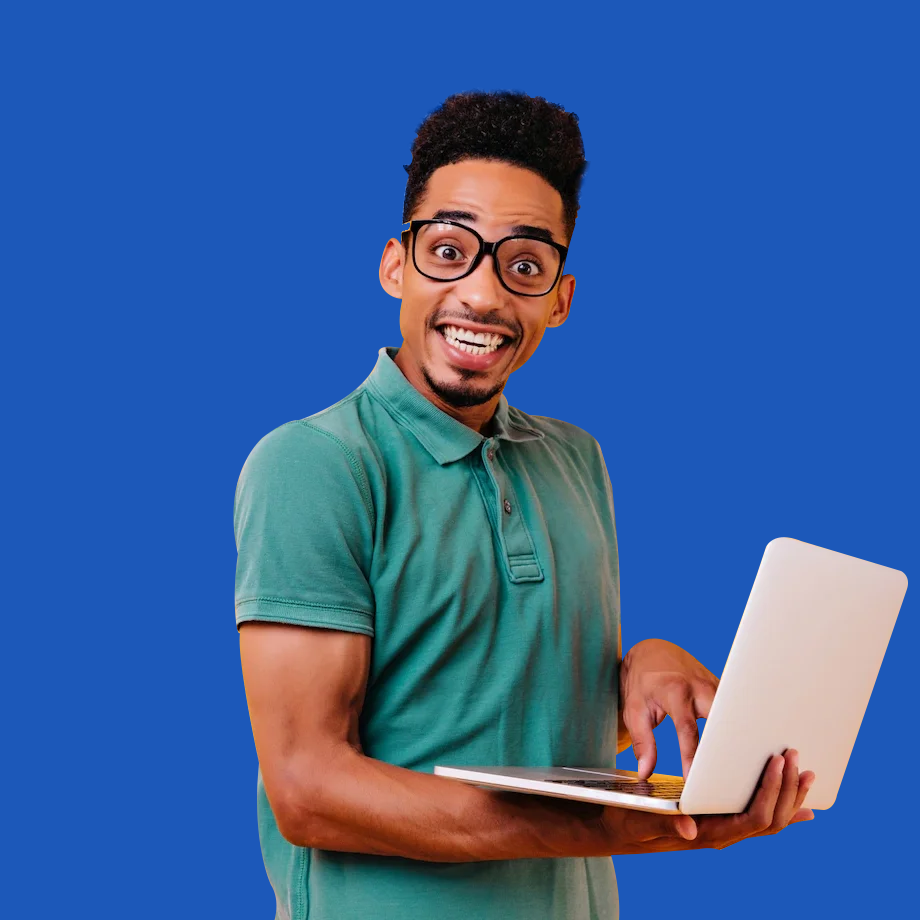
xmin=402 ymin=91 xmax=587 ymax=241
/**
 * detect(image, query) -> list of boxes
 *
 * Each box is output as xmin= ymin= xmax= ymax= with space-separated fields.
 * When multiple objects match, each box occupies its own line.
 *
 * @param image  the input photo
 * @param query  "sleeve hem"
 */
xmin=235 ymin=598 xmax=374 ymax=636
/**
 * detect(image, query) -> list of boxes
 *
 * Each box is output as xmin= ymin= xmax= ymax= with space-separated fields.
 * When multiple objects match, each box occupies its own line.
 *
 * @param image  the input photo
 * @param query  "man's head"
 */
xmin=380 ymin=92 xmax=587 ymax=428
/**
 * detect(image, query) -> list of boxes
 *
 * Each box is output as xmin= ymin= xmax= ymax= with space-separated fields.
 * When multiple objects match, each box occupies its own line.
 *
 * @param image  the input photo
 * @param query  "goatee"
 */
xmin=421 ymin=365 xmax=505 ymax=408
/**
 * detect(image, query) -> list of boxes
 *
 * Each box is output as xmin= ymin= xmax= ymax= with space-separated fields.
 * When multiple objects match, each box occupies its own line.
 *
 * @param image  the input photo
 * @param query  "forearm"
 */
xmin=271 ymin=746 xmax=612 ymax=862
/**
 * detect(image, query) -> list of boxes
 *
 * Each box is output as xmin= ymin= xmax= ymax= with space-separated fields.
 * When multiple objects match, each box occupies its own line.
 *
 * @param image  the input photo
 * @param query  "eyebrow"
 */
xmin=511 ymin=223 xmax=554 ymax=242
xmin=430 ymin=209 xmax=557 ymax=243
xmin=431 ymin=209 xmax=477 ymax=223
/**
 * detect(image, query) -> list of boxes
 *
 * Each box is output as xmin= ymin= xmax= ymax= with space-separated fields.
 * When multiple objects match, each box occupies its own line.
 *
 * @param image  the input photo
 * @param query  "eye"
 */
xmin=433 ymin=244 xmax=465 ymax=262
xmin=509 ymin=259 xmax=543 ymax=276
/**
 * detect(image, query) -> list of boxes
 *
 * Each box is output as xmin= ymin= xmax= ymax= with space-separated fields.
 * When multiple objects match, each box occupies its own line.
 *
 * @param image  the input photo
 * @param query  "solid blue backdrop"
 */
xmin=3 ymin=2 xmax=917 ymax=917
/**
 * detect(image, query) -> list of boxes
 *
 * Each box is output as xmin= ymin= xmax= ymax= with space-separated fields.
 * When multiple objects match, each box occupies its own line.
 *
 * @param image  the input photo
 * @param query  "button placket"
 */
xmin=477 ymin=441 xmax=544 ymax=583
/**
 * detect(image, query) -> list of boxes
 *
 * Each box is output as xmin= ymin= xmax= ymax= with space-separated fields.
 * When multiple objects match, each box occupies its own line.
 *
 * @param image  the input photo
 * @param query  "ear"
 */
xmin=546 ymin=273 xmax=575 ymax=328
xmin=379 ymin=238 xmax=406 ymax=299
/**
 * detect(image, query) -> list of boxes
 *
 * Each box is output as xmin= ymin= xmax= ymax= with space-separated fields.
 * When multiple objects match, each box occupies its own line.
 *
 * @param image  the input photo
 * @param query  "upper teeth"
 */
xmin=441 ymin=326 xmax=506 ymax=348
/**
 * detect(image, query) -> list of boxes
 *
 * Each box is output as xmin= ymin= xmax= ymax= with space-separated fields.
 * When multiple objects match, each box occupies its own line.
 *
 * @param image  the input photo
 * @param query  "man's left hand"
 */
xmin=620 ymin=638 xmax=719 ymax=780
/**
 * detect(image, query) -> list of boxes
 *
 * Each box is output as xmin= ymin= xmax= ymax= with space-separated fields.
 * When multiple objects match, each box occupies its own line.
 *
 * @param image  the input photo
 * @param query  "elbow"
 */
xmin=266 ymin=771 xmax=324 ymax=848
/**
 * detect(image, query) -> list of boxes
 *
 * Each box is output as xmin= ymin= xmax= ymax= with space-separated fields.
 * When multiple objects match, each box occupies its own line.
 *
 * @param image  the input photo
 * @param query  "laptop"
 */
xmin=435 ymin=538 xmax=907 ymax=815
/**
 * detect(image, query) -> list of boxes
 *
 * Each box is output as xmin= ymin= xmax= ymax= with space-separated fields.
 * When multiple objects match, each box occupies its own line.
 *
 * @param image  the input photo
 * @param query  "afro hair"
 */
xmin=403 ymin=91 xmax=587 ymax=240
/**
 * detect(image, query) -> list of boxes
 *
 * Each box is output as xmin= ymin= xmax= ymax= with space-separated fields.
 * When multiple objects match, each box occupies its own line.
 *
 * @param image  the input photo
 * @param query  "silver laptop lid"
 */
xmin=679 ymin=538 xmax=907 ymax=814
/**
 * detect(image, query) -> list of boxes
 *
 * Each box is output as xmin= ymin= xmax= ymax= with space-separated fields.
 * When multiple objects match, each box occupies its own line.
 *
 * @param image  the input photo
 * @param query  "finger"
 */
xmin=660 ymin=686 xmax=701 ymax=779
xmin=788 ymin=808 xmax=815 ymax=824
xmin=623 ymin=809 xmax=698 ymax=843
xmin=793 ymin=771 xmax=815 ymax=812
xmin=745 ymin=754 xmax=785 ymax=833
xmin=668 ymin=679 xmax=718 ymax=778
xmin=770 ymin=749 xmax=802 ymax=830
xmin=624 ymin=703 xmax=659 ymax=780
xmin=673 ymin=713 xmax=701 ymax=780
xmin=691 ymin=675 xmax=718 ymax=720
xmin=674 ymin=815 xmax=698 ymax=841
xmin=694 ymin=813 xmax=747 ymax=850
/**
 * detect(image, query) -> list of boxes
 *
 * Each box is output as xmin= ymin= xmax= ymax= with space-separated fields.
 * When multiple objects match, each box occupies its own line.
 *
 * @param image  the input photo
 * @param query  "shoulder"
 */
xmin=237 ymin=388 xmax=378 ymax=517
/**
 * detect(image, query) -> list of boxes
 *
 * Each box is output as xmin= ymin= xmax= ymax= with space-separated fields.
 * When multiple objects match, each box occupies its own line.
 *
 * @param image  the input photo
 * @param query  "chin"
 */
xmin=423 ymin=366 xmax=505 ymax=409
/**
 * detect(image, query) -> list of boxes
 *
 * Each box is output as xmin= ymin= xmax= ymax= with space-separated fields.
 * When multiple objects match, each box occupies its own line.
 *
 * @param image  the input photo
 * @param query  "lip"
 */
xmin=432 ymin=326 xmax=512 ymax=372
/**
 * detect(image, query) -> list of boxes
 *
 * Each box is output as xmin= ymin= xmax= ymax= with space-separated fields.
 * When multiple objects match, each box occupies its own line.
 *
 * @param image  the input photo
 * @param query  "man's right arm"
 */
xmin=239 ymin=621 xmax=700 ymax=862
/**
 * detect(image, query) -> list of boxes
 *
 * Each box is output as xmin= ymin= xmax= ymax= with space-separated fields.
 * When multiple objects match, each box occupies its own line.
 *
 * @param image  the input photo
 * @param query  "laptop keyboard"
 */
xmin=547 ymin=778 xmax=685 ymax=800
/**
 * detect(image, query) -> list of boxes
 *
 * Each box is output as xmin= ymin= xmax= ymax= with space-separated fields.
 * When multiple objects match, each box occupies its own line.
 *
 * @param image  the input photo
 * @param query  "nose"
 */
xmin=453 ymin=252 xmax=505 ymax=314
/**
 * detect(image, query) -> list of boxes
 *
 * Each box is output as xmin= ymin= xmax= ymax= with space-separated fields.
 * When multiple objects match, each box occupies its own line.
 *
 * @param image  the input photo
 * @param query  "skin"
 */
xmin=379 ymin=160 xmax=575 ymax=434
xmin=240 ymin=157 xmax=814 ymax=863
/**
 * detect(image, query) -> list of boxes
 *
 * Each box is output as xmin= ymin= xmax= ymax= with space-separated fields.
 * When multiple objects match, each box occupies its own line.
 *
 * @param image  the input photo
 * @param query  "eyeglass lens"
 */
xmin=414 ymin=223 xmax=561 ymax=295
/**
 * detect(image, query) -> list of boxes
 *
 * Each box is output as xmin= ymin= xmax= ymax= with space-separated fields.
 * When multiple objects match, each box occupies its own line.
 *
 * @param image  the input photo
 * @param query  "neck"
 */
xmin=393 ymin=348 xmax=501 ymax=435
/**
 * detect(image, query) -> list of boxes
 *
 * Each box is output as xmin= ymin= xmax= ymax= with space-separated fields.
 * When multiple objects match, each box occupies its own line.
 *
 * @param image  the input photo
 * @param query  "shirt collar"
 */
xmin=365 ymin=347 xmax=544 ymax=465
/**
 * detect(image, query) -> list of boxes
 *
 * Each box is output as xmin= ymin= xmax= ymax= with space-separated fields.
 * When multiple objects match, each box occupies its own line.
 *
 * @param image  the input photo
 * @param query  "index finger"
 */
xmin=623 ymin=701 xmax=658 ymax=780
xmin=663 ymin=687 xmax=703 ymax=779
xmin=681 ymin=678 xmax=718 ymax=777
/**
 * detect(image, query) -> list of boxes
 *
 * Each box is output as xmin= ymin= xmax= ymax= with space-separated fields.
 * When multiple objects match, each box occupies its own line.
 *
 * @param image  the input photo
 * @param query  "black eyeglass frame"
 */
xmin=402 ymin=219 xmax=569 ymax=298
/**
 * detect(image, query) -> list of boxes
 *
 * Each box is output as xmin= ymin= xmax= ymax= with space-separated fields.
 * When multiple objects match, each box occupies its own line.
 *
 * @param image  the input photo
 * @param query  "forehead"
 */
xmin=417 ymin=160 xmax=566 ymax=241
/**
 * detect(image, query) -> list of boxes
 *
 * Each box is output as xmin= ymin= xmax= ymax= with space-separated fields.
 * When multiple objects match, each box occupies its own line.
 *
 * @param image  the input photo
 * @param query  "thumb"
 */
xmin=628 ymin=811 xmax=698 ymax=843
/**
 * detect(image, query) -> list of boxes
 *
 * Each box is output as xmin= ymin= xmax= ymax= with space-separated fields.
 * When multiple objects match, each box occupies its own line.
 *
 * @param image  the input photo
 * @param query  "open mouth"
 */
xmin=435 ymin=324 xmax=512 ymax=357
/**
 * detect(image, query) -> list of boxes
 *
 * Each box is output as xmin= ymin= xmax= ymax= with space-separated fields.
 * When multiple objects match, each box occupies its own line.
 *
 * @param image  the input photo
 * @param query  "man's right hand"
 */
xmin=598 ymin=751 xmax=815 ymax=854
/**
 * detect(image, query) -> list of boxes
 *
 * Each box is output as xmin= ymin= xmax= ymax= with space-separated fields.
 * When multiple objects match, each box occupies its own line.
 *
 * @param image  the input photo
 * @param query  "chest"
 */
xmin=361 ymin=441 xmax=621 ymax=766
xmin=368 ymin=443 xmax=618 ymax=660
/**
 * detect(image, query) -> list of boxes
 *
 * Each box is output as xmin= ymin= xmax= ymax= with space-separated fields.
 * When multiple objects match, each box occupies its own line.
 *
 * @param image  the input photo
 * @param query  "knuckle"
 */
xmin=671 ymin=677 xmax=695 ymax=699
xmin=622 ymin=700 xmax=648 ymax=724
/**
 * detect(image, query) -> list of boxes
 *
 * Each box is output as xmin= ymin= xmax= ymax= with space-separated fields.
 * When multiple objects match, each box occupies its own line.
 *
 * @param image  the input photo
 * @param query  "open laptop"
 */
xmin=435 ymin=538 xmax=907 ymax=815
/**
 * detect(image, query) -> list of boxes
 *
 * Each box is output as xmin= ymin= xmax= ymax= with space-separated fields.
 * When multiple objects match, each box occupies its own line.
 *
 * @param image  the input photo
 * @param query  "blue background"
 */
xmin=4 ymin=2 xmax=917 ymax=917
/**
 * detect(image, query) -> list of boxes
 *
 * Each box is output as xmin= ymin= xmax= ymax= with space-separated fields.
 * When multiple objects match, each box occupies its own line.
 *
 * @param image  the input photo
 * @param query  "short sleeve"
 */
xmin=233 ymin=420 xmax=376 ymax=636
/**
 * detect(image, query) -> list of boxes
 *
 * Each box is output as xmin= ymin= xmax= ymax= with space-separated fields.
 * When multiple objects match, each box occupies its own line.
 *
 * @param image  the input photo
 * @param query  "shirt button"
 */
xmin=503 ymin=499 xmax=512 ymax=514
xmin=487 ymin=449 xmax=495 ymax=461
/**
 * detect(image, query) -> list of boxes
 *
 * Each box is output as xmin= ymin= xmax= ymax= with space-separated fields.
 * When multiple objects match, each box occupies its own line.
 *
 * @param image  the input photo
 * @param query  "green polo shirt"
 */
xmin=234 ymin=347 xmax=622 ymax=920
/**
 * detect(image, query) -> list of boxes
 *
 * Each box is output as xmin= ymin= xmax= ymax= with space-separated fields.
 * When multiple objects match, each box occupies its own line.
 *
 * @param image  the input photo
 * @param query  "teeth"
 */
xmin=440 ymin=325 xmax=506 ymax=354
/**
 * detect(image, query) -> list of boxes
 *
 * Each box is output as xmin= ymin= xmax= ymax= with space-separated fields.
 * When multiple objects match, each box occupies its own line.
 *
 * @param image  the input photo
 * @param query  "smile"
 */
xmin=436 ymin=324 xmax=511 ymax=356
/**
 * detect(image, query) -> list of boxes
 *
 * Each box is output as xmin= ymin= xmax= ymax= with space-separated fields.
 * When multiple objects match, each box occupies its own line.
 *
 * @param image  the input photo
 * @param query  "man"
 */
xmin=234 ymin=92 xmax=814 ymax=920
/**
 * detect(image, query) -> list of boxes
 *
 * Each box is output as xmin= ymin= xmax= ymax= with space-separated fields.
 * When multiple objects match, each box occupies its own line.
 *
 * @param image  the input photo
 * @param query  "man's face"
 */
xmin=379 ymin=160 xmax=575 ymax=415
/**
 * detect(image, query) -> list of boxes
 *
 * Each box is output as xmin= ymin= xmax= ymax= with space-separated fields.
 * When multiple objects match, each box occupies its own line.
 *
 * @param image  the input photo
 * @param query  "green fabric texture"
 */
xmin=234 ymin=347 xmax=622 ymax=920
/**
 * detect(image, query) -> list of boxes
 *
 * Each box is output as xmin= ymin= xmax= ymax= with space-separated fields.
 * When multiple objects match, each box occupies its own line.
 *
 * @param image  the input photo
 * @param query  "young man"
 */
xmin=234 ymin=92 xmax=814 ymax=920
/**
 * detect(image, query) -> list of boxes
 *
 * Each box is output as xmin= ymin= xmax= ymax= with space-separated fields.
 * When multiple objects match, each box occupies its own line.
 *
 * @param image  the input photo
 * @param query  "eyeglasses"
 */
xmin=402 ymin=219 xmax=569 ymax=297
